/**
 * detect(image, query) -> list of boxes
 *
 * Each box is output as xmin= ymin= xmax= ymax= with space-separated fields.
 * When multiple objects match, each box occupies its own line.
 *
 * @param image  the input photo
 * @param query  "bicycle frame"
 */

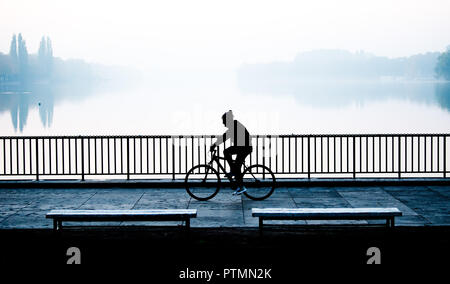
xmin=207 ymin=149 xmax=248 ymax=183
xmin=206 ymin=148 xmax=266 ymax=186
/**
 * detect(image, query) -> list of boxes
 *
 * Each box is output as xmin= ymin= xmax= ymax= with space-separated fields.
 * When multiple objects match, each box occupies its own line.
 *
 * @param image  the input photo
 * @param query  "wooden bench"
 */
xmin=252 ymin=208 xmax=402 ymax=232
xmin=46 ymin=209 xmax=197 ymax=231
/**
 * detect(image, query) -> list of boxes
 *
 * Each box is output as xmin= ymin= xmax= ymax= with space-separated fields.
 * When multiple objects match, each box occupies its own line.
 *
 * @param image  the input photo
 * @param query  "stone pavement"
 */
xmin=0 ymin=185 xmax=449 ymax=228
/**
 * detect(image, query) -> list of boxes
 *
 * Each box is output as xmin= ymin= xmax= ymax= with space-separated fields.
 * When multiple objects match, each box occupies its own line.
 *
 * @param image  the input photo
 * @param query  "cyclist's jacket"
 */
xmin=215 ymin=120 xmax=252 ymax=147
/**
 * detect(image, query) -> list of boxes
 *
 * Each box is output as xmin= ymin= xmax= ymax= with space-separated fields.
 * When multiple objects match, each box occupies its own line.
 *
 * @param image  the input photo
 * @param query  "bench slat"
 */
xmin=46 ymin=209 xmax=197 ymax=219
xmin=252 ymin=208 xmax=402 ymax=218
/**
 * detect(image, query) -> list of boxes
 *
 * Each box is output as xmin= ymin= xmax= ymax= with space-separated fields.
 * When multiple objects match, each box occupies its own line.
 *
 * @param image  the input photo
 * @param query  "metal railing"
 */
xmin=0 ymin=134 xmax=448 ymax=180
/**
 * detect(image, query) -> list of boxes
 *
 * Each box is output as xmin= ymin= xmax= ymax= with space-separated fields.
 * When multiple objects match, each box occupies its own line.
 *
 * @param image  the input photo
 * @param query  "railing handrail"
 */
xmin=0 ymin=133 xmax=449 ymax=139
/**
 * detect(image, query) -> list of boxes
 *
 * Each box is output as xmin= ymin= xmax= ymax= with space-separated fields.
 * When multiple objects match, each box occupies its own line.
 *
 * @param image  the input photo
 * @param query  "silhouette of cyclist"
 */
xmin=210 ymin=110 xmax=253 ymax=195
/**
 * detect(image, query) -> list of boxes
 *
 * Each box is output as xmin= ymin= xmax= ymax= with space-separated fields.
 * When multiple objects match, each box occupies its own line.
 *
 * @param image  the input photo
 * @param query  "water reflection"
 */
xmin=435 ymin=83 xmax=450 ymax=112
xmin=0 ymin=81 xmax=99 ymax=132
xmin=36 ymin=86 xmax=54 ymax=128
xmin=238 ymin=79 xmax=450 ymax=111
xmin=9 ymin=92 xmax=33 ymax=132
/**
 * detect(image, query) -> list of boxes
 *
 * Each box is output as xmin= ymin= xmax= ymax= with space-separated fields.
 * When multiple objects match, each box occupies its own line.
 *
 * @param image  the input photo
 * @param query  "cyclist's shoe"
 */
xmin=232 ymin=186 xmax=247 ymax=195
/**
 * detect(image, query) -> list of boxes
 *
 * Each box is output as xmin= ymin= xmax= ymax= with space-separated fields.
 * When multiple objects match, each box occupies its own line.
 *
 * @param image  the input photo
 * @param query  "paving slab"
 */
xmin=293 ymin=197 xmax=352 ymax=208
xmin=394 ymin=215 xmax=431 ymax=226
xmin=1 ymin=210 xmax=53 ymax=228
xmin=78 ymin=190 xmax=143 ymax=210
xmin=191 ymin=209 xmax=244 ymax=227
xmin=189 ymin=200 xmax=242 ymax=210
xmin=427 ymin=186 xmax=450 ymax=198
xmin=133 ymin=190 xmax=190 ymax=210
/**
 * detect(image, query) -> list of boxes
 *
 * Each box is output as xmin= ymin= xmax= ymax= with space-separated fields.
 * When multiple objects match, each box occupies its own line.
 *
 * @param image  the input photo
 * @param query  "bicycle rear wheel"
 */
xmin=242 ymin=164 xmax=276 ymax=200
xmin=185 ymin=164 xmax=221 ymax=201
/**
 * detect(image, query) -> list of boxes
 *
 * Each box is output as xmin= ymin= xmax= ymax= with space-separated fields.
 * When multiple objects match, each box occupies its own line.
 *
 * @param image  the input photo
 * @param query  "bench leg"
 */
xmin=58 ymin=220 xmax=62 ymax=231
xmin=184 ymin=218 xmax=191 ymax=239
xmin=259 ymin=218 xmax=263 ymax=236
xmin=53 ymin=219 xmax=58 ymax=231
xmin=185 ymin=218 xmax=190 ymax=231
xmin=386 ymin=218 xmax=395 ymax=228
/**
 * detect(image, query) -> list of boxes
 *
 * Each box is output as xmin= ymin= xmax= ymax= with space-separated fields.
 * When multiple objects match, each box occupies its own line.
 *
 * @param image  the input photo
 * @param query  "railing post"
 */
xmin=127 ymin=137 xmax=130 ymax=180
xmin=398 ymin=136 xmax=401 ymax=179
xmin=444 ymin=136 xmax=447 ymax=178
xmin=307 ymin=136 xmax=310 ymax=179
xmin=81 ymin=137 xmax=85 ymax=181
xmin=353 ymin=136 xmax=356 ymax=178
xmin=35 ymin=139 xmax=39 ymax=181
xmin=172 ymin=137 xmax=176 ymax=180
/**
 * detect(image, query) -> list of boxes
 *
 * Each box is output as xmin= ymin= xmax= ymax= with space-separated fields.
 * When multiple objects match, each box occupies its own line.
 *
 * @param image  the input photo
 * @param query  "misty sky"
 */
xmin=1 ymin=0 xmax=450 ymax=72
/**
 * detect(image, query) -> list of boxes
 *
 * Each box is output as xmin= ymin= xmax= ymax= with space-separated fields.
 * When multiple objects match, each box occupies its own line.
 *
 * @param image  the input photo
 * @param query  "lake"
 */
xmin=1 ymin=74 xmax=450 ymax=136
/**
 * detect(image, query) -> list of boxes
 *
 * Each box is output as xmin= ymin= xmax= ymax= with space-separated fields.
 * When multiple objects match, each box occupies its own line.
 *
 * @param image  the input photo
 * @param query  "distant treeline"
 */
xmin=238 ymin=49 xmax=450 ymax=82
xmin=436 ymin=47 xmax=450 ymax=80
xmin=0 ymin=34 xmax=140 ymax=85
xmin=0 ymin=33 xmax=54 ymax=83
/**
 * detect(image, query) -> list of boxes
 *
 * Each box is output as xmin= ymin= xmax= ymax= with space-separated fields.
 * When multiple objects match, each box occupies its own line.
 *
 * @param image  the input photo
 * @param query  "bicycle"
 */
xmin=185 ymin=147 xmax=276 ymax=201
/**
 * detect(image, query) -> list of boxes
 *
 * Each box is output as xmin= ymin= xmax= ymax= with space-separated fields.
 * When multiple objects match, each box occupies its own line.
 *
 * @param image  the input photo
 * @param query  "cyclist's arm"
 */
xmin=211 ymin=129 xmax=230 ymax=148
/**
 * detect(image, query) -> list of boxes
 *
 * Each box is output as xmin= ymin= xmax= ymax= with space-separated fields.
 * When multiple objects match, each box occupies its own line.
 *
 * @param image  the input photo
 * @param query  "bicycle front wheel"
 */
xmin=185 ymin=164 xmax=221 ymax=201
xmin=242 ymin=164 xmax=276 ymax=200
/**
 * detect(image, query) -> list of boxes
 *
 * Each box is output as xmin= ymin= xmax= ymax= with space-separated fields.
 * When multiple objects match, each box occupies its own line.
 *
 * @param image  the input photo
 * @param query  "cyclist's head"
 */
xmin=222 ymin=110 xmax=233 ymax=126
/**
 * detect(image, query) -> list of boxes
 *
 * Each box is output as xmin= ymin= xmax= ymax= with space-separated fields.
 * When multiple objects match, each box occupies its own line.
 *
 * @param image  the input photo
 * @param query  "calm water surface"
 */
xmin=1 ymin=75 xmax=450 ymax=136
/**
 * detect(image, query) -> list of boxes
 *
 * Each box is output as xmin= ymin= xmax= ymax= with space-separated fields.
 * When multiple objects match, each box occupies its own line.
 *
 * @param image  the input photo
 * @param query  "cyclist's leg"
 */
xmin=234 ymin=146 xmax=253 ymax=183
xmin=231 ymin=148 xmax=252 ymax=194
xmin=235 ymin=147 xmax=252 ymax=168
xmin=224 ymin=146 xmax=238 ymax=176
